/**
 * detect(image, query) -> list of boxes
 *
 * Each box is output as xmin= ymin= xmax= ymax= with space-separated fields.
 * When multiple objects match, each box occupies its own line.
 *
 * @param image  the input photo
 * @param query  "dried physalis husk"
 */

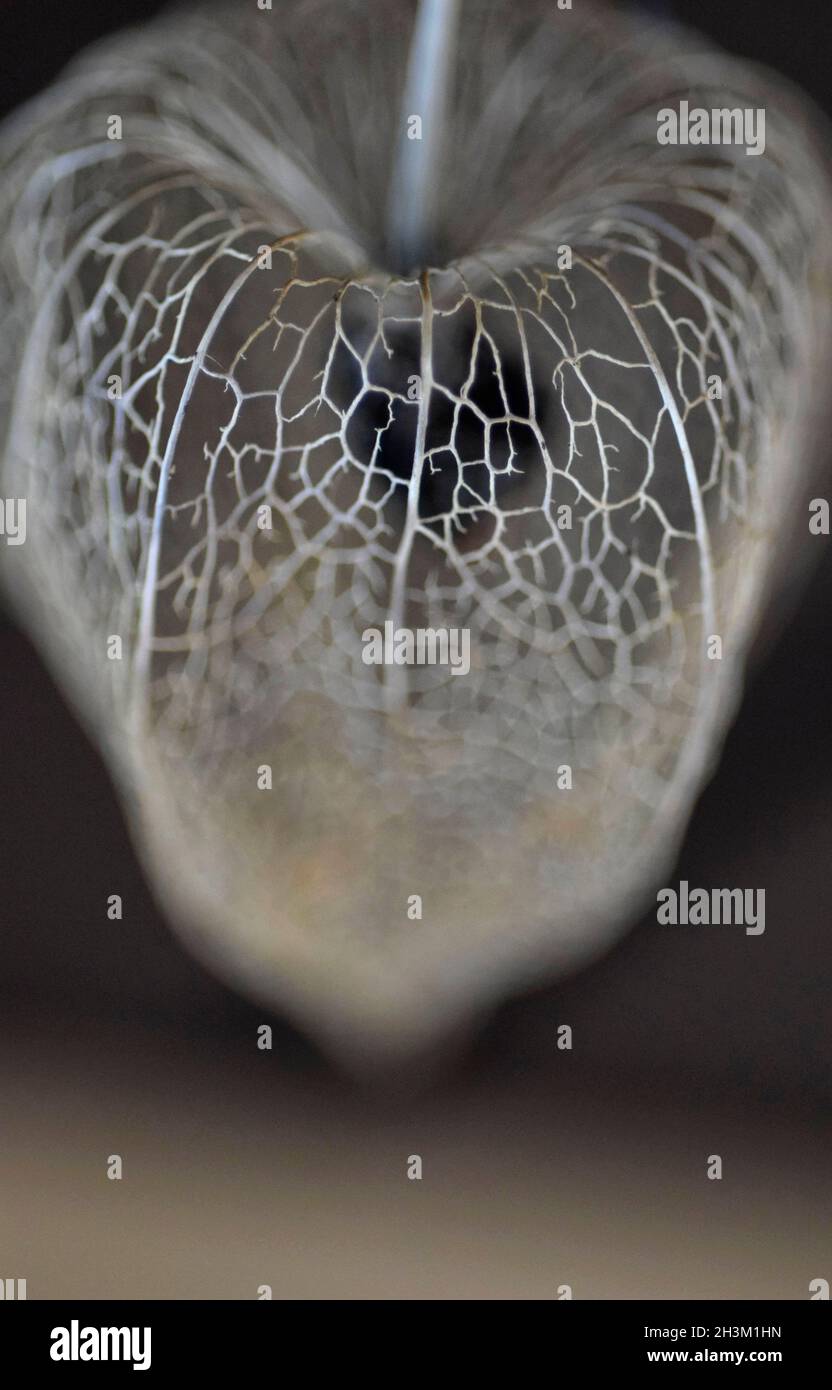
xmin=1 ymin=0 xmax=831 ymax=1063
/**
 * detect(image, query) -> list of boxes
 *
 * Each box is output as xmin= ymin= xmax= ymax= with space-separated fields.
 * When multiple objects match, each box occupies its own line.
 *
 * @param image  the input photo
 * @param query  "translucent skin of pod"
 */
xmin=1 ymin=0 xmax=831 ymax=1063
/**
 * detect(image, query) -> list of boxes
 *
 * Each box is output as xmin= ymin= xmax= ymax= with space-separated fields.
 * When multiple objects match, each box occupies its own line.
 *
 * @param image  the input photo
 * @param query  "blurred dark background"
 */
xmin=0 ymin=0 xmax=830 ymax=1298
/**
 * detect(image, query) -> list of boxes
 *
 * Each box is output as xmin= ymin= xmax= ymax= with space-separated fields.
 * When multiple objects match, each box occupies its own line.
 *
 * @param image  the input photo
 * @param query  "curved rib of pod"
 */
xmin=1 ymin=0 xmax=831 ymax=1062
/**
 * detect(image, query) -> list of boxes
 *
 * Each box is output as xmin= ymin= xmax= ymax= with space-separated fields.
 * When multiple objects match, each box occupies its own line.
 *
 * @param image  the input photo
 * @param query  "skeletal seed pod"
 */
xmin=1 ymin=0 xmax=831 ymax=1064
